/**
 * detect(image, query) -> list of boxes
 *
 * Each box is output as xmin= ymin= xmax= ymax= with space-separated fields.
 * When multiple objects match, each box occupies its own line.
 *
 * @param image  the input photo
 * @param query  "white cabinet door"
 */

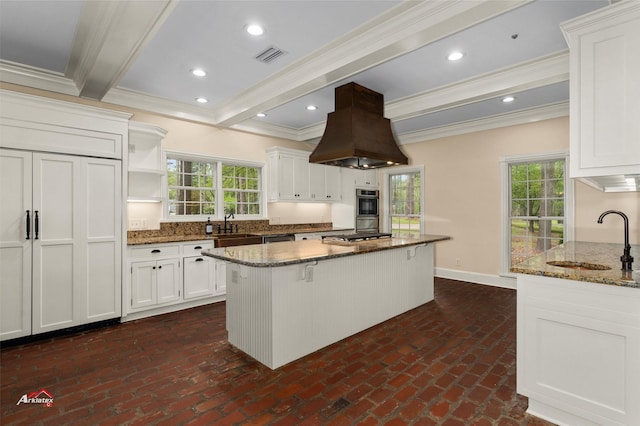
xmin=268 ymin=149 xmax=311 ymax=201
xmin=156 ymin=258 xmax=181 ymax=304
xmin=131 ymin=261 xmax=157 ymax=309
xmin=0 ymin=149 xmax=32 ymax=340
xmin=355 ymin=169 xmax=378 ymax=188
xmin=563 ymin=2 xmax=640 ymax=178
xmin=309 ymin=163 xmax=325 ymax=200
xmin=215 ymin=260 xmax=226 ymax=294
xmin=325 ymin=166 xmax=342 ymax=201
xmin=184 ymin=256 xmax=215 ymax=299
xmin=131 ymin=258 xmax=180 ymax=308
xmin=31 ymin=153 xmax=122 ymax=334
xmin=31 ymin=153 xmax=79 ymax=333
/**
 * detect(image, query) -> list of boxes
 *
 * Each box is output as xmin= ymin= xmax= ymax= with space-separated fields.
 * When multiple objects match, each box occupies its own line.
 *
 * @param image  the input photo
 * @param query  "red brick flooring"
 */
xmin=1 ymin=278 xmax=555 ymax=425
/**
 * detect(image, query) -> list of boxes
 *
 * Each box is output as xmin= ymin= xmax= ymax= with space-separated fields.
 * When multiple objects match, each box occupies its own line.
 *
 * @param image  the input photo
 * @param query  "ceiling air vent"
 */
xmin=255 ymin=46 xmax=287 ymax=64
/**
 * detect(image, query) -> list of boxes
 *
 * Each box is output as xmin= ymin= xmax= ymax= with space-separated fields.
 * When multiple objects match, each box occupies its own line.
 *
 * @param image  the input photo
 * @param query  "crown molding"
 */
xmin=386 ymin=50 xmax=569 ymax=121
xmin=397 ymin=101 xmax=569 ymax=144
xmin=0 ymin=60 xmax=79 ymax=96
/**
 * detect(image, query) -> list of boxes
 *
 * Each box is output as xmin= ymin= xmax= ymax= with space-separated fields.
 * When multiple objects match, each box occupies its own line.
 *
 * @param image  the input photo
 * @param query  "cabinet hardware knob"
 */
xmin=153 ymin=266 xmax=156 ymax=270
xmin=158 ymin=265 xmax=162 ymax=269
xmin=195 ymin=258 xmax=204 ymax=262
xmin=151 ymin=249 xmax=161 ymax=253
xmin=194 ymin=246 xmax=202 ymax=250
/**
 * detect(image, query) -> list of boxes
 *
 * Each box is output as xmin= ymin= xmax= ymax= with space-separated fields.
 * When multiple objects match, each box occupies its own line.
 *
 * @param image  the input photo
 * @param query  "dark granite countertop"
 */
xmin=511 ymin=241 xmax=639 ymax=288
xmin=201 ymin=234 xmax=451 ymax=267
xmin=127 ymin=227 xmax=354 ymax=245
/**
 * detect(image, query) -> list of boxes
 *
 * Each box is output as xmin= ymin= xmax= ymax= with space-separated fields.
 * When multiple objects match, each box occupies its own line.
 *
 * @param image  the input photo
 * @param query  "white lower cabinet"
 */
xmin=517 ymin=274 xmax=640 ymax=425
xmin=183 ymin=256 xmax=214 ymax=299
xmin=125 ymin=241 xmax=225 ymax=320
xmin=131 ymin=259 xmax=180 ymax=309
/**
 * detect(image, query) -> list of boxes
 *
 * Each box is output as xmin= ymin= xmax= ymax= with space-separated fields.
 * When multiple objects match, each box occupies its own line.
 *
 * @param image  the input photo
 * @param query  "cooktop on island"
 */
xmin=322 ymin=232 xmax=392 ymax=242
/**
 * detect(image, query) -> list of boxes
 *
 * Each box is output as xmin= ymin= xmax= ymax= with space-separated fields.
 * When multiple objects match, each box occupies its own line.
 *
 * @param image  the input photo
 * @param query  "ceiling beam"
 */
xmin=213 ymin=0 xmax=533 ymax=127
xmin=65 ymin=0 xmax=177 ymax=100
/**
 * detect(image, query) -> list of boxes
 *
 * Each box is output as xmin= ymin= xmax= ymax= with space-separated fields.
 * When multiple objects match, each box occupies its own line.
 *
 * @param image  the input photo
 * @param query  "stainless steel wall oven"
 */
xmin=356 ymin=189 xmax=379 ymax=232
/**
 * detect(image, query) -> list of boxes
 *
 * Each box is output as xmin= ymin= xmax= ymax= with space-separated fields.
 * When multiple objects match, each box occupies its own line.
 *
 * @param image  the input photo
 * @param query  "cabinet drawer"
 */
xmin=129 ymin=245 xmax=180 ymax=259
xmin=183 ymin=242 xmax=214 ymax=253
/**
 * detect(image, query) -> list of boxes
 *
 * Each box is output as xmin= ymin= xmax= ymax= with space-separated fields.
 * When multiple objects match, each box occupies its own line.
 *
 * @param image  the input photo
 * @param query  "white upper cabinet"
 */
xmin=562 ymin=1 xmax=640 ymax=182
xmin=267 ymin=147 xmax=341 ymax=202
xmin=309 ymin=163 xmax=342 ymax=201
xmin=128 ymin=122 xmax=167 ymax=201
xmin=354 ymin=168 xmax=379 ymax=189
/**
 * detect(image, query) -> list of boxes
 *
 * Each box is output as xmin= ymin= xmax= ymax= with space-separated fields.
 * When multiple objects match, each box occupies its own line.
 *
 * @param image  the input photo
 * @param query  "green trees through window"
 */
xmin=509 ymin=159 xmax=565 ymax=266
xmin=390 ymin=172 xmax=421 ymax=237
xmin=167 ymin=156 xmax=261 ymax=217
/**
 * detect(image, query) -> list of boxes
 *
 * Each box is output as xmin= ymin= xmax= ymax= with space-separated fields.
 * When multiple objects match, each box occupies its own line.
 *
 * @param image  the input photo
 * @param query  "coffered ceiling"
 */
xmin=0 ymin=0 xmax=610 ymax=144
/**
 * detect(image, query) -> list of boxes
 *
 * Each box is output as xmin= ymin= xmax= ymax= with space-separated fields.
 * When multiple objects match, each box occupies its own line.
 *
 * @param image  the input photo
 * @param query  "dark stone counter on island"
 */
xmin=201 ymin=234 xmax=451 ymax=267
xmin=511 ymin=241 xmax=639 ymax=288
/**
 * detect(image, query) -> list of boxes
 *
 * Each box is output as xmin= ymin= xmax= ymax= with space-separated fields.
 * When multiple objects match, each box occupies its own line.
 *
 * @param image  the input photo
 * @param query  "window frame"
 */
xmin=382 ymin=165 xmax=425 ymax=235
xmin=163 ymin=150 xmax=266 ymax=221
xmin=500 ymin=152 xmax=574 ymax=277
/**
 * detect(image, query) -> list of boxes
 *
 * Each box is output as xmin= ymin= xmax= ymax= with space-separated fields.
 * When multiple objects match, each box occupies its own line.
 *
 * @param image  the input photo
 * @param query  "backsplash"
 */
xmin=127 ymin=220 xmax=334 ymax=240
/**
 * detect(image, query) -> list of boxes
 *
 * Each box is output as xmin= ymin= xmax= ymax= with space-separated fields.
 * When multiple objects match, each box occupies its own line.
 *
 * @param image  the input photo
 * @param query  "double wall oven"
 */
xmin=356 ymin=189 xmax=379 ymax=232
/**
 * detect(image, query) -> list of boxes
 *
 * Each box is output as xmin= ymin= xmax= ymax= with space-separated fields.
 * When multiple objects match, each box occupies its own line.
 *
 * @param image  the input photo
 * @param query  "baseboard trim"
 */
xmin=435 ymin=267 xmax=516 ymax=290
xmin=121 ymin=295 xmax=226 ymax=322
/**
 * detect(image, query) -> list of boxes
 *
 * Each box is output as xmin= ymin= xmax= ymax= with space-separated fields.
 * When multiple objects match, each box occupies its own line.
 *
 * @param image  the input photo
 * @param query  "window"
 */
xmin=501 ymin=153 xmax=573 ymax=273
xmin=383 ymin=166 xmax=424 ymax=237
xmin=222 ymin=164 xmax=261 ymax=215
xmin=166 ymin=153 xmax=262 ymax=218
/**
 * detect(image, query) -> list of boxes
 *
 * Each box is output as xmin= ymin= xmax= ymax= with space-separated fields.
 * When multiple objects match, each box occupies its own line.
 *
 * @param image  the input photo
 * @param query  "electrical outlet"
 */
xmin=129 ymin=219 xmax=143 ymax=230
xmin=455 ymin=258 xmax=461 ymax=267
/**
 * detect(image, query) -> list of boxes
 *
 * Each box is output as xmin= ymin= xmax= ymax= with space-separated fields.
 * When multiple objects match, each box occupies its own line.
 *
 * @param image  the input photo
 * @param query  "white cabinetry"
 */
xmin=562 ymin=1 xmax=640 ymax=189
xmin=267 ymin=149 xmax=310 ymax=200
xmin=127 ymin=122 xmax=166 ymax=202
xmin=0 ymin=91 xmax=128 ymax=342
xmin=517 ymin=274 xmax=640 ymax=425
xmin=354 ymin=168 xmax=378 ymax=189
xmin=309 ymin=163 xmax=342 ymax=201
xmin=267 ymin=147 xmax=342 ymax=202
xmin=125 ymin=240 xmax=225 ymax=321
xmin=131 ymin=258 xmax=180 ymax=308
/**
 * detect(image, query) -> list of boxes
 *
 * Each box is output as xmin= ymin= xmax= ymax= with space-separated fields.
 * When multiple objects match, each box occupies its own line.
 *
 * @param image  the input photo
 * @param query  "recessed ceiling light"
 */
xmin=256 ymin=113 xmax=267 ymax=117
xmin=306 ymin=105 xmax=317 ymax=111
xmin=195 ymin=97 xmax=208 ymax=104
xmin=245 ymin=24 xmax=264 ymax=36
xmin=502 ymin=96 xmax=516 ymax=103
xmin=447 ymin=51 xmax=464 ymax=61
xmin=191 ymin=68 xmax=206 ymax=77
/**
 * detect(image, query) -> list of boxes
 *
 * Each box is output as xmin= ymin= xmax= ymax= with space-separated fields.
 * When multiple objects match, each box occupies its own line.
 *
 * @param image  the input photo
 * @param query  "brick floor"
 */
xmin=1 ymin=278 xmax=555 ymax=425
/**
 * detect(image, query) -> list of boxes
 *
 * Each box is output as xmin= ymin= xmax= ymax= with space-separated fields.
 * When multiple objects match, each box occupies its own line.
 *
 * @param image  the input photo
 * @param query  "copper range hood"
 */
xmin=309 ymin=82 xmax=408 ymax=169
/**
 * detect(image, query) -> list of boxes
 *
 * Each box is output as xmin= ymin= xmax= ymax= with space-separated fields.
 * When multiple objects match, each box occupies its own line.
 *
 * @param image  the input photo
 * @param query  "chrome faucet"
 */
xmin=597 ymin=210 xmax=633 ymax=271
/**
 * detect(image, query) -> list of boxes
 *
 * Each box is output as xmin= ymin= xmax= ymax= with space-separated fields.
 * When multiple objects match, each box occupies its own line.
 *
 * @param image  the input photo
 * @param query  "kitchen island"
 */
xmin=512 ymin=241 xmax=640 ymax=426
xmin=203 ymin=234 xmax=450 ymax=369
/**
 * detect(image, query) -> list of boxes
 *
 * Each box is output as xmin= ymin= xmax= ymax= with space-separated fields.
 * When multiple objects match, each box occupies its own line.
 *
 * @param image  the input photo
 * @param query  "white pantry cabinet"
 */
xmin=562 ymin=1 xmax=640 ymax=181
xmin=0 ymin=91 xmax=129 ymax=342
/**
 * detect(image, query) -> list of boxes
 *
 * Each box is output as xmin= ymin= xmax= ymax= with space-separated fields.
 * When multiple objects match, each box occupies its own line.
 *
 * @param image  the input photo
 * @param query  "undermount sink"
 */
xmin=213 ymin=234 xmax=262 ymax=248
xmin=546 ymin=261 xmax=612 ymax=271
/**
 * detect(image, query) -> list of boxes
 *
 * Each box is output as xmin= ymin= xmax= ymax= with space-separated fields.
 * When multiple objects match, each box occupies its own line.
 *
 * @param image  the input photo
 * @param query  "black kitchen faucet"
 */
xmin=597 ymin=210 xmax=633 ymax=271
